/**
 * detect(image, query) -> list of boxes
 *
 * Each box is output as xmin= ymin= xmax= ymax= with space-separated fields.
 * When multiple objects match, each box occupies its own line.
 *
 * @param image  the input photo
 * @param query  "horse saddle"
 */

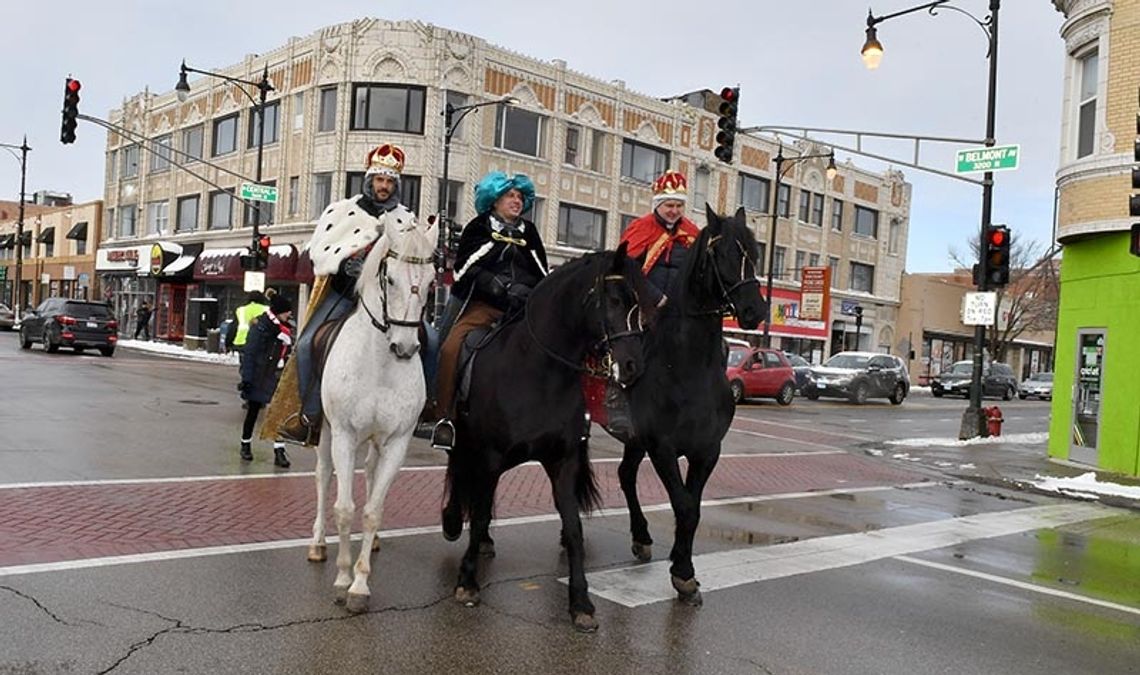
xmin=455 ymin=323 xmax=503 ymax=412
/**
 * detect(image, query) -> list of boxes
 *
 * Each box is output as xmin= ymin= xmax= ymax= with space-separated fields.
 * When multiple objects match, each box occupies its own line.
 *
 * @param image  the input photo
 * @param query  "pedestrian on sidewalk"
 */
xmin=133 ymin=301 xmax=153 ymax=340
xmin=225 ymin=292 xmax=270 ymax=364
xmin=239 ymin=294 xmax=294 ymax=468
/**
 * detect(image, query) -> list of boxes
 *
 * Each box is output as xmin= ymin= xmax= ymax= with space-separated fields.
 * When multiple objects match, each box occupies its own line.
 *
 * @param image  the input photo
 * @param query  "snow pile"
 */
xmin=1030 ymin=472 xmax=1140 ymax=501
xmin=884 ymin=432 xmax=1049 ymax=448
xmin=118 ymin=339 xmax=239 ymax=366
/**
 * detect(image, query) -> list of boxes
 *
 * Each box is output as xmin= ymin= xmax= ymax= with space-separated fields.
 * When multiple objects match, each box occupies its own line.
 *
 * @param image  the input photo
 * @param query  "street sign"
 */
xmin=0 ymin=266 xmax=6 ymax=281
xmin=962 ymin=292 xmax=997 ymax=326
xmin=840 ymin=299 xmax=859 ymax=316
xmin=956 ymin=145 xmax=1020 ymax=174
xmin=240 ymin=182 xmax=278 ymax=203
xmin=243 ymin=271 xmax=266 ymax=293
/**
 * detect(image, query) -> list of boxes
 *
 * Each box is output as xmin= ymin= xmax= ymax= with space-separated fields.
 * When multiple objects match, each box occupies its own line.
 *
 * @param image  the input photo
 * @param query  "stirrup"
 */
xmin=431 ymin=419 xmax=455 ymax=452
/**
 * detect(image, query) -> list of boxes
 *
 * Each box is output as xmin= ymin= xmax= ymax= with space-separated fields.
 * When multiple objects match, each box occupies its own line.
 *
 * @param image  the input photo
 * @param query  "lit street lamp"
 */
xmin=861 ymin=0 xmax=1001 ymax=439
xmin=762 ymin=144 xmax=836 ymax=347
xmin=174 ymin=60 xmax=275 ymax=261
xmin=1 ymin=137 xmax=30 ymax=319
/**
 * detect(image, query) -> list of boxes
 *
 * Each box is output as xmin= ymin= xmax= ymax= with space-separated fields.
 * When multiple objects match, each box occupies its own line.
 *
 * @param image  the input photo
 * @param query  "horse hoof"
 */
xmin=631 ymin=542 xmax=652 ymax=563
xmin=333 ymin=586 xmax=349 ymax=605
xmin=307 ymin=544 xmax=327 ymax=562
xmin=572 ymin=612 xmax=599 ymax=633
xmin=371 ymin=537 xmax=381 ymax=552
xmin=671 ymin=576 xmax=703 ymax=606
xmin=478 ymin=540 xmax=496 ymax=558
xmin=454 ymin=586 xmax=480 ymax=607
xmin=345 ymin=592 xmax=370 ymax=614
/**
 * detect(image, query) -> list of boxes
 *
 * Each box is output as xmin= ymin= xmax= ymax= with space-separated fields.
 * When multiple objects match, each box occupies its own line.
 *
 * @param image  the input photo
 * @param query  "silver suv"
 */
xmin=805 ymin=351 xmax=910 ymax=405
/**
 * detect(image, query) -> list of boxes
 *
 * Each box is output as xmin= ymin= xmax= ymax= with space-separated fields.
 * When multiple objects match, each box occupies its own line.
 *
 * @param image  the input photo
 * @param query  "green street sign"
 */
xmin=240 ymin=182 xmax=278 ymax=204
xmin=956 ymin=145 xmax=1020 ymax=174
xmin=0 ymin=266 xmax=7 ymax=281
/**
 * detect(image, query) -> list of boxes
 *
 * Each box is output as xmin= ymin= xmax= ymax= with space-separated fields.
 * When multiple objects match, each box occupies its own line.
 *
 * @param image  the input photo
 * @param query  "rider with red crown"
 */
xmin=619 ymin=170 xmax=701 ymax=308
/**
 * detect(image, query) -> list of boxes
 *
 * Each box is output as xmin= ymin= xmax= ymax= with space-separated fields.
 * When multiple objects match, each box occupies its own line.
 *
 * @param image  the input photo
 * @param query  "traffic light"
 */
xmin=714 ymin=86 xmax=739 ymax=163
xmin=60 ymin=78 xmax=81 ymax=145
xmin=984 ymin=224 xmax=1011 ymax=286
xmin=256 ymin=235 xmax=271 ymax=270
xmin=446 ymin=219 xmax=463 ymax=253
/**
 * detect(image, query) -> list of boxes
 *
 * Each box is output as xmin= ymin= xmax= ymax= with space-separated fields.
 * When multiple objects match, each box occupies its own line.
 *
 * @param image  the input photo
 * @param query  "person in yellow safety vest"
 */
xmin=226 ymin=291 xmax=270 ymax=365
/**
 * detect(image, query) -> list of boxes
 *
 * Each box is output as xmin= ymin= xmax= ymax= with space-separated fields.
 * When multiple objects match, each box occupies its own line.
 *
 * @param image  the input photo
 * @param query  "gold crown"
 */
xmin=365 ymin=144 xmax=406 ymax=177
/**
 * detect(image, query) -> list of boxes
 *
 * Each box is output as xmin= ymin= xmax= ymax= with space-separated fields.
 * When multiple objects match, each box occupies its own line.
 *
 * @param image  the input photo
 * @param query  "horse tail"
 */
xmin=575 ymin=436 xmax=602 ymax=514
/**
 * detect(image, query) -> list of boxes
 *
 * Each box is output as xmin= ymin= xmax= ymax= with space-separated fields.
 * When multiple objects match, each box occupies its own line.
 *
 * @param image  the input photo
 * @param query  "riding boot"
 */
xmin=273 ymin=444 xmax=291 ymax=468
xmin=430 ymin=419 xmax=455 ymax=452
xmin=240 ymin=440 xmax=253 ymax=461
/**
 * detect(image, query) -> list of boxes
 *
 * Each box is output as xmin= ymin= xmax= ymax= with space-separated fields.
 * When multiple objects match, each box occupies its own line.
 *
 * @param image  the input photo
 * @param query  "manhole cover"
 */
xmin=178 ymin=399 xmax=220 ymax=406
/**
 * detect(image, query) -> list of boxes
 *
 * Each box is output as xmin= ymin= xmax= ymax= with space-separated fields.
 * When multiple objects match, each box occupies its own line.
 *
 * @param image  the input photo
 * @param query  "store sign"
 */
xmin=799 ymin=267 xmax=830 ymax=322
xmin=97 ymin=246 xmax=147 ymax=273
xmin=724 ymin=287 xmax=828 ymax=339
xmin=150 ymin=244 xmax=165 ymax=275
xmin=107 ymin=249 xmax=138 ymax=263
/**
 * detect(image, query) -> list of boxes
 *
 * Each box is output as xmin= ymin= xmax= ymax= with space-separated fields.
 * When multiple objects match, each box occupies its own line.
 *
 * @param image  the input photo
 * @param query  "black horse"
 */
xmin=614 ymin=205 xmax=765 ymax=605
xmin=442 ymin=243 xmax=656 ymax=632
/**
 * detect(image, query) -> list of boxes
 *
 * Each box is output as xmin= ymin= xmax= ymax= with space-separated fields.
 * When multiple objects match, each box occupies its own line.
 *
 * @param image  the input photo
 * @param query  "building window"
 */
xmin=528 ymin=197 xmax=546 ymax=229
xmin=310 ymin=173 xmax=332 ymax=219
xmin=495 ymin=105 xmax=546 ymax=157
xmin=777 ymin=183 xmax=791 ymax=217
xmin=346 ymin=172 xmax=422 ymax=213
xmin=831 ymin=198 xmax=844 ymax=231
xmin=317 ymin=87 xmax=337 ymax=133
xmin=212 ymin=114 xmax=238 ymax=157
xmin=292 ymin=92 xmax=304 ymax=131
xmin=208 ymin=190 xmax=233 ymax=230
xmin=888 ymin=218 xmax=901 ymax=255
xmin=794 ymin=250 xmax=806 ymax=281
xmin=620 ymin=214 xmax=637 ymax=233
xmin=183 ymin=125 xmax=204 ymax=163
xmin=288 ymin=176 xmax=300 ymax=216
xmin=108 ymin=150 xmax=117 ymax=183
xmin=809 ymin=253 xmax=820 ymax=268
xmin=439 ymin=179 xmax=463 ymax=222
xmin=620 ymin=139 xmax=668 ymax=183
xmin=757 ymin=242 xmax=766 ymax=270
xmin=149 ymin=135 xmax=172 ymax=173
xmin=76 ymin=238 xmax=86 ymax=256
xmin=146 ymin=201 xmax=169 ymax=235
xmin=557 ymin=202 xmax=606 ymax=250
xmin=693 ymin=166 xmax=711 ymax=211
xmin=121 ymin=145 xmax=140 ymax=179
xmin=244 ymin=180 xmax=276 ymax=227
xmin=773 ymin=246 xmax=786 ymax=279
xmin=565 ymin=124 xmax=581 ymax=166
xmin=444 ymin=91 xmax=469 ymax=141
xmin=798 ymin=190 xmax=811 ymax=221
xmin=739 ymin=173 xmax=770 ymax=213
xmin=351 ymin=84 xmax=425 ymax=134
xmin=811 ymin=193 xmax=824 ymax=226
xmin=176 ymin=195 xmax=200 ymax=232
xmin=850 ymin=262 xmax=874 ymax=293
xmin=854 ymin=205 xmax=879 ymax=238
xmin=248 ymin=101 xmax=280 ymax=148
xmin=1076 ymin=49 xmax=1098 ymax=159
xmin=589 ymin=129 xmax=607 ymax=172
xmin=829 ymin=256 xmax=840 ymax=287
xmin=118 ymin=205 xmax=137 ymax=237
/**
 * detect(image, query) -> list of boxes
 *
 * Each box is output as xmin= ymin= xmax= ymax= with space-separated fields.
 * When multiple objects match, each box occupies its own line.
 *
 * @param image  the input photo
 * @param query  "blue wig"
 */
xmin=474 ymin=171 xmax=536 ymax=216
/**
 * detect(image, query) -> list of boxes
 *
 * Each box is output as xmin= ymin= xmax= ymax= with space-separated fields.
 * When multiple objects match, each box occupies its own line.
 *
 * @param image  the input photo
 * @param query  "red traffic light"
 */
xmin=258 ymin=235 xmax=271 ymax=249
xmin=988 ymin=229 xmax=1006 ymax=246
xmin=67 ymin=78 xmax=81 ymax=93
xmin=720 ymin=87 xmax=736 ymax=102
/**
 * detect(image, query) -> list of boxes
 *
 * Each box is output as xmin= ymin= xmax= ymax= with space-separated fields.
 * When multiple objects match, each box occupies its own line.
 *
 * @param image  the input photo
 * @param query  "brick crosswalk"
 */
xmin=0 ymin=453 xmax=925 ymax=569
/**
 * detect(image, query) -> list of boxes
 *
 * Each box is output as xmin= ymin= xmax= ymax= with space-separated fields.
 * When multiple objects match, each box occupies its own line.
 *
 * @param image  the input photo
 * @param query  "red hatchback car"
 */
xmin=726 ymin=346 xmax=797 ymax=405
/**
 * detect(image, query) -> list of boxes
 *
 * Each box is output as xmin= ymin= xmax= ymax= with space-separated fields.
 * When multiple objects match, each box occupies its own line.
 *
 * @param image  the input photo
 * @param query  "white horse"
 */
xmin=306 ymin=214 xmax=438 ymax=613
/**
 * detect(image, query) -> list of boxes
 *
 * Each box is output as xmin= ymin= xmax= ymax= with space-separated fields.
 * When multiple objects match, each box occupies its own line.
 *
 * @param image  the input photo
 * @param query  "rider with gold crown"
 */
xmin=619 ymin=170 xmax=701 ymax=309
xmin=268 ymin=144 xmax=420 ymax=445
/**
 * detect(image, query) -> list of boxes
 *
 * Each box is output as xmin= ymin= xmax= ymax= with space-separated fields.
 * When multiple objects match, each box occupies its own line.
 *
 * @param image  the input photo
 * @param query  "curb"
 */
xmin=954 ymin=473 xmax=1140 ymax=514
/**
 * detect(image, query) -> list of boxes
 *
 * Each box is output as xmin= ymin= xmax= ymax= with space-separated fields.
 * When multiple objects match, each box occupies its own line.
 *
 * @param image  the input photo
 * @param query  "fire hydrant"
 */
xmin=984 ymin=406 xmax=1004 ymax=437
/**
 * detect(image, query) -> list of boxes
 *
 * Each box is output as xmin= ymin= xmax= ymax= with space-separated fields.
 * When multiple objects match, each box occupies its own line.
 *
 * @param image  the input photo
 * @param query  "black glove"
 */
xmin=474 ymin=270 xmax=508 ymax=301
xmin=506 ymin=283 xmax=532 ymax=310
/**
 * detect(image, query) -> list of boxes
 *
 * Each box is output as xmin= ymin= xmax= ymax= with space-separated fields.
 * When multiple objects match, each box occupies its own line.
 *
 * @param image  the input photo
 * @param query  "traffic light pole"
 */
xmin=1 ymin=137 xmax=30 ymax=319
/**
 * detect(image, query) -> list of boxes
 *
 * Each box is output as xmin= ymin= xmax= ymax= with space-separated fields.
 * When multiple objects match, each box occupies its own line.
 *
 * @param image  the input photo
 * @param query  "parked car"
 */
xmin=782 ymin=352 xmax=812 ymax=393
xmin=930 ymin=360 xmax=1019 ymax=400
xmin=19 ymin=298 xmax=118 ymax=356
xmin=725 ymin=346 xmax=797 ymax=405
xmin=1019 ymin=371 xmax=1053 ymax=400
xmin=0 ymin=302 xmax=14 ymax=330
xmin=805 ymin=351 xmax=910 ymax=405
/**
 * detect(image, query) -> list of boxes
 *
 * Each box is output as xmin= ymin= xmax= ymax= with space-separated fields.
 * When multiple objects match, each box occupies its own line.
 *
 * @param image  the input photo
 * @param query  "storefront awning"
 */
xmin=36 ymin=227 xmax=55 ymax=244
xmin=149 ymin=241 xmax=203 ymax=279
xmin=194 ymin=244 xmax=299 ymax=282
xmin=17 ymin=231 xmax=31 ymax=245
xmin=66 ymin=221 xmax=88 ymax=240
xmin=0 ymin=234 xmax=13 ymax=249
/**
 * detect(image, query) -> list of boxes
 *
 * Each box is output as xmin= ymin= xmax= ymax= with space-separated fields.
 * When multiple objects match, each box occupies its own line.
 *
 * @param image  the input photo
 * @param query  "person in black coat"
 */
xmin=239 ymin=294 xmax=294 ymax=467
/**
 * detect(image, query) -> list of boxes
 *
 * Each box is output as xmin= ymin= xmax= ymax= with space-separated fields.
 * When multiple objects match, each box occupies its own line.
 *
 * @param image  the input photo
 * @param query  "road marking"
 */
xmin=734 ymin=417 xmax=877 ymax=442
xmin=895 ymin=555 xmax=1140 ymax=618
xmin=0 ymin=481 xmax=940 ymax=578
xmin=727 ymin=428 xmax=849 ymax=452
xmin=581 ymin=503 xmax=1109 ymax=607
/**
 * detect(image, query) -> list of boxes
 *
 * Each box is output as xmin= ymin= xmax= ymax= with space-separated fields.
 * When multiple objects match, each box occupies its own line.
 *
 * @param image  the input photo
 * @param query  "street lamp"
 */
xmin=762 ymin=144 xmax=836 ymax=347
xmin=1 ymin=137 xmax=30 ymax=319
xmin=432 ymin=95 xmax=517 ymax=329
xmin=174 ymin=60 xmax=275 ymax=259
xmin=860 ymin=0 xmax=1001 ymax=439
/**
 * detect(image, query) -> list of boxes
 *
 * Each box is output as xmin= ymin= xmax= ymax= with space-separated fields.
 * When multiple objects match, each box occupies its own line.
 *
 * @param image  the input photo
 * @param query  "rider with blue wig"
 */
xmin=429 ymin=171 xmax=549 ymax=451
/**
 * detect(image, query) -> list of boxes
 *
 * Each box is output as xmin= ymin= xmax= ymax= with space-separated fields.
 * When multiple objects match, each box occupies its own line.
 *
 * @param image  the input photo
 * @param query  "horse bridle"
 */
xmin=524 ymin=270 xmax=645 ymax=374
xmin=360 ymin=248 xmax=434 ymax=333
xmin=696 ymin=234 xmax=761 ymax=317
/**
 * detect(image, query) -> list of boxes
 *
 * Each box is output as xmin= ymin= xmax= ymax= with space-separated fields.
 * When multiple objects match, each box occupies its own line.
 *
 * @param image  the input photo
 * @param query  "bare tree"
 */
xmin=949 ymin=236 xmax=1059 ymax=363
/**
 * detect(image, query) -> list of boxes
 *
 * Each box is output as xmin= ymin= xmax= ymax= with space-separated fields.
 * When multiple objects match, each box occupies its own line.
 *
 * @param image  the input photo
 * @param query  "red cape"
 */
xmin=620 ymin=213 xmax=700 ymax=274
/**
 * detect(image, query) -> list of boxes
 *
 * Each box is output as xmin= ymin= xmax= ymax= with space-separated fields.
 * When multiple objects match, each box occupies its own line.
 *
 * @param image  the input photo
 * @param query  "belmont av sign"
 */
xmin=956 ymin=145 xmax=1020 ymax=174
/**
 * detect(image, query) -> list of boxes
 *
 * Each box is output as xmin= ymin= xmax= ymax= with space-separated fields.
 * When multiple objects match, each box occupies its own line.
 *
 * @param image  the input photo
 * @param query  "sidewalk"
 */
xmin=117 ymin=338 xmax=239 ymax=365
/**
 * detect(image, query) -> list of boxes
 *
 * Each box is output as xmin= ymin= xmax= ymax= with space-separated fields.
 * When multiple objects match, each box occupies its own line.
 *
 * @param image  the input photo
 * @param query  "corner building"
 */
xmin=105 ymin=18 xmax=912 ymax=360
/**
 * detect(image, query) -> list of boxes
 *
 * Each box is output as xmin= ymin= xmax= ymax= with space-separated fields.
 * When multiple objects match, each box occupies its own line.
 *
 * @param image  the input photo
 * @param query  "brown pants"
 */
xmin=436 ymin=301 xmax=503 ymax=418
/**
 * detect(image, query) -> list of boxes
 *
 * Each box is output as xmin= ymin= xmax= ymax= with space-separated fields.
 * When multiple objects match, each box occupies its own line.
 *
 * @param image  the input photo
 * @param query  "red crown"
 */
xmin=365 ymin=144 xmax=406 ymax=177
xmin=652 ymin=170 xmax=688 ymax=200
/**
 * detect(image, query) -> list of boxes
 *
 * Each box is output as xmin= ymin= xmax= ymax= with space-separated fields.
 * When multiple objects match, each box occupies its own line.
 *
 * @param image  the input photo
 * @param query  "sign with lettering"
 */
xmin=799 ymin=267 xmax=830 ymax=322
xmin=956 ymin=145 xmax=1020 ymax=174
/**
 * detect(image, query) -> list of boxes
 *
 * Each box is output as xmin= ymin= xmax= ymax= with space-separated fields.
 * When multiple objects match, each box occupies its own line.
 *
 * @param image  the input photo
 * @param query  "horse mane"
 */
xmin=354 ymin=220 xmax=435 ymax=297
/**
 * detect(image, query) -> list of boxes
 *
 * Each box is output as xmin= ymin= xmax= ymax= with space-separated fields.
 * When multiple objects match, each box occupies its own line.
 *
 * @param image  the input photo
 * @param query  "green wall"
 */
xmin=1049 ymin=232 xmax=1140 ymax=476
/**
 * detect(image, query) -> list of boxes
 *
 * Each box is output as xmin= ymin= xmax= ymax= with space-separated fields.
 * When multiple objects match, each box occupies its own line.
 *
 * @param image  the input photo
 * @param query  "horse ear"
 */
xmin=734 ymin=205 xmax=746 ymax=222
xmin=613 ymin=241 xmax=629 ymax=268
xmin=705 ymin=203 xmax=722 ymax=234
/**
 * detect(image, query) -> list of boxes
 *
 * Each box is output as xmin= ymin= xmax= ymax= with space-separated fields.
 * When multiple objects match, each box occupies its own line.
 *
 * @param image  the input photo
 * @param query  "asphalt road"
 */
xmin=0 ymin=331 xmax=1136 ymax=674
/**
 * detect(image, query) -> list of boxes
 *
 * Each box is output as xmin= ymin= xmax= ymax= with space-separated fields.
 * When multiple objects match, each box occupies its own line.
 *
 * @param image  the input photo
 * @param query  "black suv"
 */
xmin=19 ymin=298 xmax=118 ymax=356
xmin=931 ymin=360 xmax=1018 ymax=400
xmin=805 ymin=351 xmax=910 ymax=405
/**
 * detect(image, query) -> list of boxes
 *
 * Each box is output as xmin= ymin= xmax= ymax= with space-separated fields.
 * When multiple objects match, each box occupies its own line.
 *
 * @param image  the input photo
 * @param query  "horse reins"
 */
xmin=690 ymin=234 xmax=761 ymax=317
xmin=360 ymin=248 xmax=434 ymax=333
